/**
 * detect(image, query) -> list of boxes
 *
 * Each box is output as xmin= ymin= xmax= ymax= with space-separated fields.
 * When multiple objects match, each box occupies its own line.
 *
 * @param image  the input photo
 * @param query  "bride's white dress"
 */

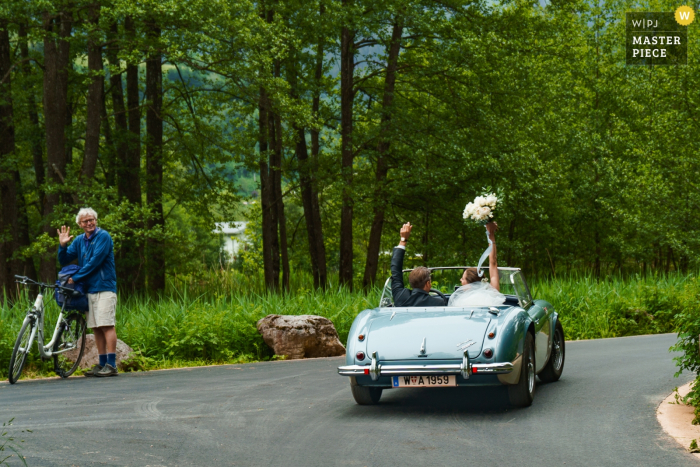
xmin=448 ymin=281 xmax=506 ymax=307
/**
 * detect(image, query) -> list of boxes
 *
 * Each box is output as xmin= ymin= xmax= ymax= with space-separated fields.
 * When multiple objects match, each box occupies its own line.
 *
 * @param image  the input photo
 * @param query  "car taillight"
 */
xmin=364 ymin=368 xmax=370 ymax=375
xmin=356 ymin=351 xmax=365 ymax=360
xmin=483 ymin=348 xmax=493 ymax=358
xmin=488 ymin=332 xmax=495 ymax=339
xmin=358 ymin=334 xmax=365 ymax=341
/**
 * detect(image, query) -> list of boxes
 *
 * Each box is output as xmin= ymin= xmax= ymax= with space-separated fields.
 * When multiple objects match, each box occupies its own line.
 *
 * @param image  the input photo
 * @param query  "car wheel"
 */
xmin=508 ymin=331 xmax=535 ymax=407
xmin=538 ymin=320 xmax=565 ymax=383
xmin=350 ymin=379 xmax=383 ymax=405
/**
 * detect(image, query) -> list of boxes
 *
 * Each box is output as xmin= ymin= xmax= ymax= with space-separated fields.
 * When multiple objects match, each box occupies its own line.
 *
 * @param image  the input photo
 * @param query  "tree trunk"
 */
xmin=107 ymin=21 xmax=129 ymax=193
xmin=267 ymin=109 xmax=281 ymax=288
xmin=269 ymin=59 xmax=288 ymax=291
xmin=292 ymin=6 xmax=328 ymax=290
xmin=19 ymin=24 xmax=46 ymax=212
xmin=146 ymin=22 xmax=165 ymax=293
xmin=100 ymin=76 xmax=115 ymax=187
xmin=81 ymin=4 xmax=102 ymax=180
xmin=117 ymin=16 xmax=145 ymax=293
xmin=125 ymin=16 xmax=142 ymax=206
xmin=40 ymin=9 xmax=72 ymax=282
xmin=258 ymin=7 xmax=280 ymax=292
xmin=309 ymin=5 xmax=327 ymax=288
xmin=0 ymin=20 xmax=16 ymax=295
xmin=295 ymin=129 xmax=321 ymax=287
xmin=270 ymin=111 xmax=289 ymax=291
xmin=259 ymin=86 xmax=279 ymax=291
xmin=339 ymin=2 xmax=355 ymax=289
xmin=65 ymin=91 xmax=74 ymax=169
xmin=363 ymin=18 xmax=403 ymax=288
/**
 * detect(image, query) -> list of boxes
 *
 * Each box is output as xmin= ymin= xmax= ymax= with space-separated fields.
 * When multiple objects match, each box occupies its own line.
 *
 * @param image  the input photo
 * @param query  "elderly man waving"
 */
xmin=58 ymin=208 xmax=119 ymax=377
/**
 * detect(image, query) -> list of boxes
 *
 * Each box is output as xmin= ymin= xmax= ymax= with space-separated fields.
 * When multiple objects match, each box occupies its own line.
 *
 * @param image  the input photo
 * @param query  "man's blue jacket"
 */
xmin=58 ymin=228 xmax=117 ymax=294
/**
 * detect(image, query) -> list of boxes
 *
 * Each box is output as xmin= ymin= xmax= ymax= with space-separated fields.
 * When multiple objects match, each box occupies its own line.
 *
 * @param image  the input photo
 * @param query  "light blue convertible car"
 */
xmin=338 ymin=267 xmax=565 ymax=407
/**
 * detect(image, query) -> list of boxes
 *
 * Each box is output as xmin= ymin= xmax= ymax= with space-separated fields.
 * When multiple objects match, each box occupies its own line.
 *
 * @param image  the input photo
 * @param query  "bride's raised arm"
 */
xmin=486 ymin=222 xmax=500 ymax=291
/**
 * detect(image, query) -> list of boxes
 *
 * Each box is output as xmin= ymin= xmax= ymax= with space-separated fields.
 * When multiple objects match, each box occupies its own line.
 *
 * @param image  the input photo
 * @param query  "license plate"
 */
xmin=392 ymin=375 xmax=456 ymax=387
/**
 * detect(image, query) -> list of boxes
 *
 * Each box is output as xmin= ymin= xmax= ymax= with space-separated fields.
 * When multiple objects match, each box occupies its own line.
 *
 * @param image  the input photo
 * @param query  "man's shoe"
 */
xmin=84 ymin=364 xmax=103 ymax=377
xmin=95 ymin=364 xmax=118 ymax=377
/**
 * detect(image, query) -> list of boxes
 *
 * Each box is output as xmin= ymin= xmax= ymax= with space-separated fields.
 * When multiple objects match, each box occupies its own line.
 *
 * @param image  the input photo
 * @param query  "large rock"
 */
xmin=256 ymin=315 xmax=346 ymax=359
xmin=63 ymin=334 xmax=134 ymax=370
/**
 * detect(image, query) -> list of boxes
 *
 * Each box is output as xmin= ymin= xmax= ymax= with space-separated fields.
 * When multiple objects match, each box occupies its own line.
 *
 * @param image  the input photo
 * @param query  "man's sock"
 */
xmin=98 ymin=354 xmax=107 ymax=367
xmin=107 ymin=353 xmax=116 ymax=368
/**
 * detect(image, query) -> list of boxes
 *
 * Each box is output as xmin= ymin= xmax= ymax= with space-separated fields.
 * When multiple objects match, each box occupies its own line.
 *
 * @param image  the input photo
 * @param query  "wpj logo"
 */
xmin=631 ymin=18 xmax=662 ymax=28
xmin=625 ymin=10 xmax=690 ymax=66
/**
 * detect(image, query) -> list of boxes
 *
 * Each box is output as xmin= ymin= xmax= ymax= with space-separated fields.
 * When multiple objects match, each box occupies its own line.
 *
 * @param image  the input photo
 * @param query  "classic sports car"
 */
xmin=338 ymin=267 xmax=565 ymax=407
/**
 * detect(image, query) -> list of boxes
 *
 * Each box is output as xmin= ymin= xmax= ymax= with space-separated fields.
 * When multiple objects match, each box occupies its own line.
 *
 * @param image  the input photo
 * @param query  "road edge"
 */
xmin=657 ymin=382 xmax=700 ymax=460
xmin=0 ymin=354 xmax=347 ymax=385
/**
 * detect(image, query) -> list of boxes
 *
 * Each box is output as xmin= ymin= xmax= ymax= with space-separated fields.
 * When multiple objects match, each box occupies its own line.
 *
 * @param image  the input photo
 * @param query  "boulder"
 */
xmin=63 ymin=334 xmax=134 ymax=370
xmin=256 ymin=314 xmax=346 ymax=359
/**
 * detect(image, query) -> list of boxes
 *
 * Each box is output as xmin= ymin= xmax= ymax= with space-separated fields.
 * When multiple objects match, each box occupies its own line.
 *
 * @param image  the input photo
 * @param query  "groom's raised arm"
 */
xmin=391 ymin=223 xmax=412 ymax=304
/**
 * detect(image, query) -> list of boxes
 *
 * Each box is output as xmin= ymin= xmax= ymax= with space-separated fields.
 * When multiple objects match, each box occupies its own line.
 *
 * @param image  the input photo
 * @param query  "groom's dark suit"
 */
xmin=391 ymin=247 xmax=447 ymax=307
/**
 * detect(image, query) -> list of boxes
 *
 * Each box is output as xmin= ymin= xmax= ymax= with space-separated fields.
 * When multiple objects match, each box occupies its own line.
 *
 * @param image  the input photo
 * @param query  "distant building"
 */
xmin=213 ymin=222 xmax=248 ymax=261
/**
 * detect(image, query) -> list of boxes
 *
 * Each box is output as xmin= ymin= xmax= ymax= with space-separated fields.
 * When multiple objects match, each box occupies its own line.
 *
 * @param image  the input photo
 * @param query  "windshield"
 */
xmin=378 ymin=268 xmax=531 ymax=308
xmin=398 ymin=268 xmax=509 ymax=294
xmin=379 ymin=278 xmax=393 ymax=307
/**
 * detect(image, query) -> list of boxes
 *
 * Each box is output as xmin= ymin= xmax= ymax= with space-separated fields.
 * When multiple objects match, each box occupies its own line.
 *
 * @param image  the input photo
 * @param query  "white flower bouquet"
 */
xmin=462 ymin=193 xmax=498 ymax=226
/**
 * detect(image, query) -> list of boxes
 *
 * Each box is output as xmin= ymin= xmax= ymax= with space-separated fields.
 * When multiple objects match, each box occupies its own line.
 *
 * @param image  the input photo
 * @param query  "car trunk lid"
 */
xmin=366 ymin=310 xmax=491 ymax=360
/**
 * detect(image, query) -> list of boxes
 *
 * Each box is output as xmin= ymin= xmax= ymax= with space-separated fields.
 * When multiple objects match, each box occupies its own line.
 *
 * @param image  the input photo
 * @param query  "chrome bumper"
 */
xmin=338 ymin=351 xmax=513 ymax=381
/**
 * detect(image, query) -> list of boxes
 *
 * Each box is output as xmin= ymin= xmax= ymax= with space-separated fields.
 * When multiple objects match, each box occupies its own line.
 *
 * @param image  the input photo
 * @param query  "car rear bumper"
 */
xmin=337 ymin=351 xmax=513 ymax=380
xmin=338 ymin=362 xmax=513 ymax=375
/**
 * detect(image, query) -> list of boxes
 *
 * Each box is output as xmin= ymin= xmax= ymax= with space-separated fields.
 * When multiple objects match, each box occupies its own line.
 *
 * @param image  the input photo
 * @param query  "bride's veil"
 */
xmin=448 ymin=281 xmax=506 ymax=307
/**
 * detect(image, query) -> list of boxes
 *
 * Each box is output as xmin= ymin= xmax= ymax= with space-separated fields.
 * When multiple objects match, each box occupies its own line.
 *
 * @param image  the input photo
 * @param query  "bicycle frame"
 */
xmin=17 ymin=281 xmax=75 ymax=360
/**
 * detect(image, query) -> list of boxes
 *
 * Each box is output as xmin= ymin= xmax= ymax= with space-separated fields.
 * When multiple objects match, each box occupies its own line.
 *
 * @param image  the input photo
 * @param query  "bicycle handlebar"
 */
xmin=15 ymin=275 xmax=82 ymax=296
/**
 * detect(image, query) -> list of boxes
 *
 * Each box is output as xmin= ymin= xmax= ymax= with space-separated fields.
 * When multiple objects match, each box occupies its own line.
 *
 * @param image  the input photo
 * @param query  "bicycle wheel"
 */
xmin=9 ymin=317 xmax=36 ymax=384
xmin=53 ymin=313 xmax=87 ymax=378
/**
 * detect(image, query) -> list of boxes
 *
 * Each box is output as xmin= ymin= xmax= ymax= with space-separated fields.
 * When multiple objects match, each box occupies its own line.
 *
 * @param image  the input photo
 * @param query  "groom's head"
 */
xmin=409 ymin=267 xmax=432 ymax=291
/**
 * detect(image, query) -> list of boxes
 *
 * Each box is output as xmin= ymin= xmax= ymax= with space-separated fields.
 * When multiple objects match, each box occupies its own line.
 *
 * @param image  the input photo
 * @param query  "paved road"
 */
xmin=0 ymin=333 xmax=695 ymax=466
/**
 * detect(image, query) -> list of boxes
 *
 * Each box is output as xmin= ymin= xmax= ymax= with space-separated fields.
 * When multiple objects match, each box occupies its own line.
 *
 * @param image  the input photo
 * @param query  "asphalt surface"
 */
xmin=0 ymin=333 xmax=695 ymax=467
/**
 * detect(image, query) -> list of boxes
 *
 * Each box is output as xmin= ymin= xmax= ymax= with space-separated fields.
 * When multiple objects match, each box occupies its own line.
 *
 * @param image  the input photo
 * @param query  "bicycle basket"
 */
xmin=55 ymin=265 xmax=89 ymax=312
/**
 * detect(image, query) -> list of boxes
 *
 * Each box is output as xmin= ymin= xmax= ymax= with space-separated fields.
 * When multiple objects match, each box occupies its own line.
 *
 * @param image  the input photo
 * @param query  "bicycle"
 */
xmin=8 ymin=275 xmax=87 ymax=384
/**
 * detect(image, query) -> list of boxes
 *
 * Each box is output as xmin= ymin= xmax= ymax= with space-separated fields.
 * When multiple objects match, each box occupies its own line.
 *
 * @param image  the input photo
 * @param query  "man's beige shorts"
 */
xmin=86 ymin=292 xmax=117 ymax=328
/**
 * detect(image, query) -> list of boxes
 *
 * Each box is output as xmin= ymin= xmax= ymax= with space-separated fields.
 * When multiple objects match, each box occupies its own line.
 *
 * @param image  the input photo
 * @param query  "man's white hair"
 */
xmin=75 ymin=207 xmax=98 ymax=226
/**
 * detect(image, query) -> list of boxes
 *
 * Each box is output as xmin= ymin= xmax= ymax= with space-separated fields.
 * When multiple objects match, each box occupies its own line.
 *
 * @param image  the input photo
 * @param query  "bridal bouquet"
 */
xmin=462 ymin=193 xmax=498 ymax=226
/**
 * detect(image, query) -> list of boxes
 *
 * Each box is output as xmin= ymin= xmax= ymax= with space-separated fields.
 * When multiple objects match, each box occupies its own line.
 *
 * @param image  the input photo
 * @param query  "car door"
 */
xmin=511 ymin=271 xmax=551 ymax=373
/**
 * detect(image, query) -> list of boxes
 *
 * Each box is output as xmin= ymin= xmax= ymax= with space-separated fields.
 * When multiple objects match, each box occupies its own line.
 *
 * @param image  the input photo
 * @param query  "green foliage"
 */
xmin=0 ymin=419 xmax=30 ymax=467
xmin=690 ymin=438 xmax=700 ymax=453
xmin=670 ymin=278 xmax=700 ymax=375
xmin=537 ymin=274 xmax=688 ymax=340
xmin=669 ymin=278 xmax=700 ymax=419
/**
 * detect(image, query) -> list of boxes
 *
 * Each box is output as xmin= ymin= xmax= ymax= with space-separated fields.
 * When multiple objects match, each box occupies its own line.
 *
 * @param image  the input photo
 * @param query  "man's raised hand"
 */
xmin=400 ymin=222 xmax=413 ymax=241
xmin=57 ymin=226 xmax=73 ymax=247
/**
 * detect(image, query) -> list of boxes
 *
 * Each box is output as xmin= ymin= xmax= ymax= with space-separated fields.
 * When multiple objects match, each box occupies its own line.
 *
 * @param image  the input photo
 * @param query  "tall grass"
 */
xmin=0 ymin=272 xmax=694 ymax=379
xmin=533 ymin=273 xmax=690 ymax=340
xmin=116 ymin=286 xmax=381 ymax=364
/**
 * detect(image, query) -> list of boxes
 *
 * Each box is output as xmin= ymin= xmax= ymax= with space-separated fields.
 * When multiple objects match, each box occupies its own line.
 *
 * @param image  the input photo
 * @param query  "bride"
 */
xmin=448 ymin=222 xmax=506 ymax=307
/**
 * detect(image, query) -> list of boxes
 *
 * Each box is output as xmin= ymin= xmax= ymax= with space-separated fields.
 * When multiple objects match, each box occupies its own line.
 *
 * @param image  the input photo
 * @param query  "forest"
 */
xmin=1 ymin=0 xmax=699 ymax=297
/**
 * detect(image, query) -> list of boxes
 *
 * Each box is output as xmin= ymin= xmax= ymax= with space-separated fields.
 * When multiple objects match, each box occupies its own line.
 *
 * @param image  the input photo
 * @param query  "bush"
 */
xmin=670 ymin=278 xmax=700 ymax=421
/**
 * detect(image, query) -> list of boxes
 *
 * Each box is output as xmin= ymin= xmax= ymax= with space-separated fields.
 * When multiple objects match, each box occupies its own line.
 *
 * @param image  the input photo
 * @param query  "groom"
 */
xmin=390 ymin=222 xmax=447 ymax=307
